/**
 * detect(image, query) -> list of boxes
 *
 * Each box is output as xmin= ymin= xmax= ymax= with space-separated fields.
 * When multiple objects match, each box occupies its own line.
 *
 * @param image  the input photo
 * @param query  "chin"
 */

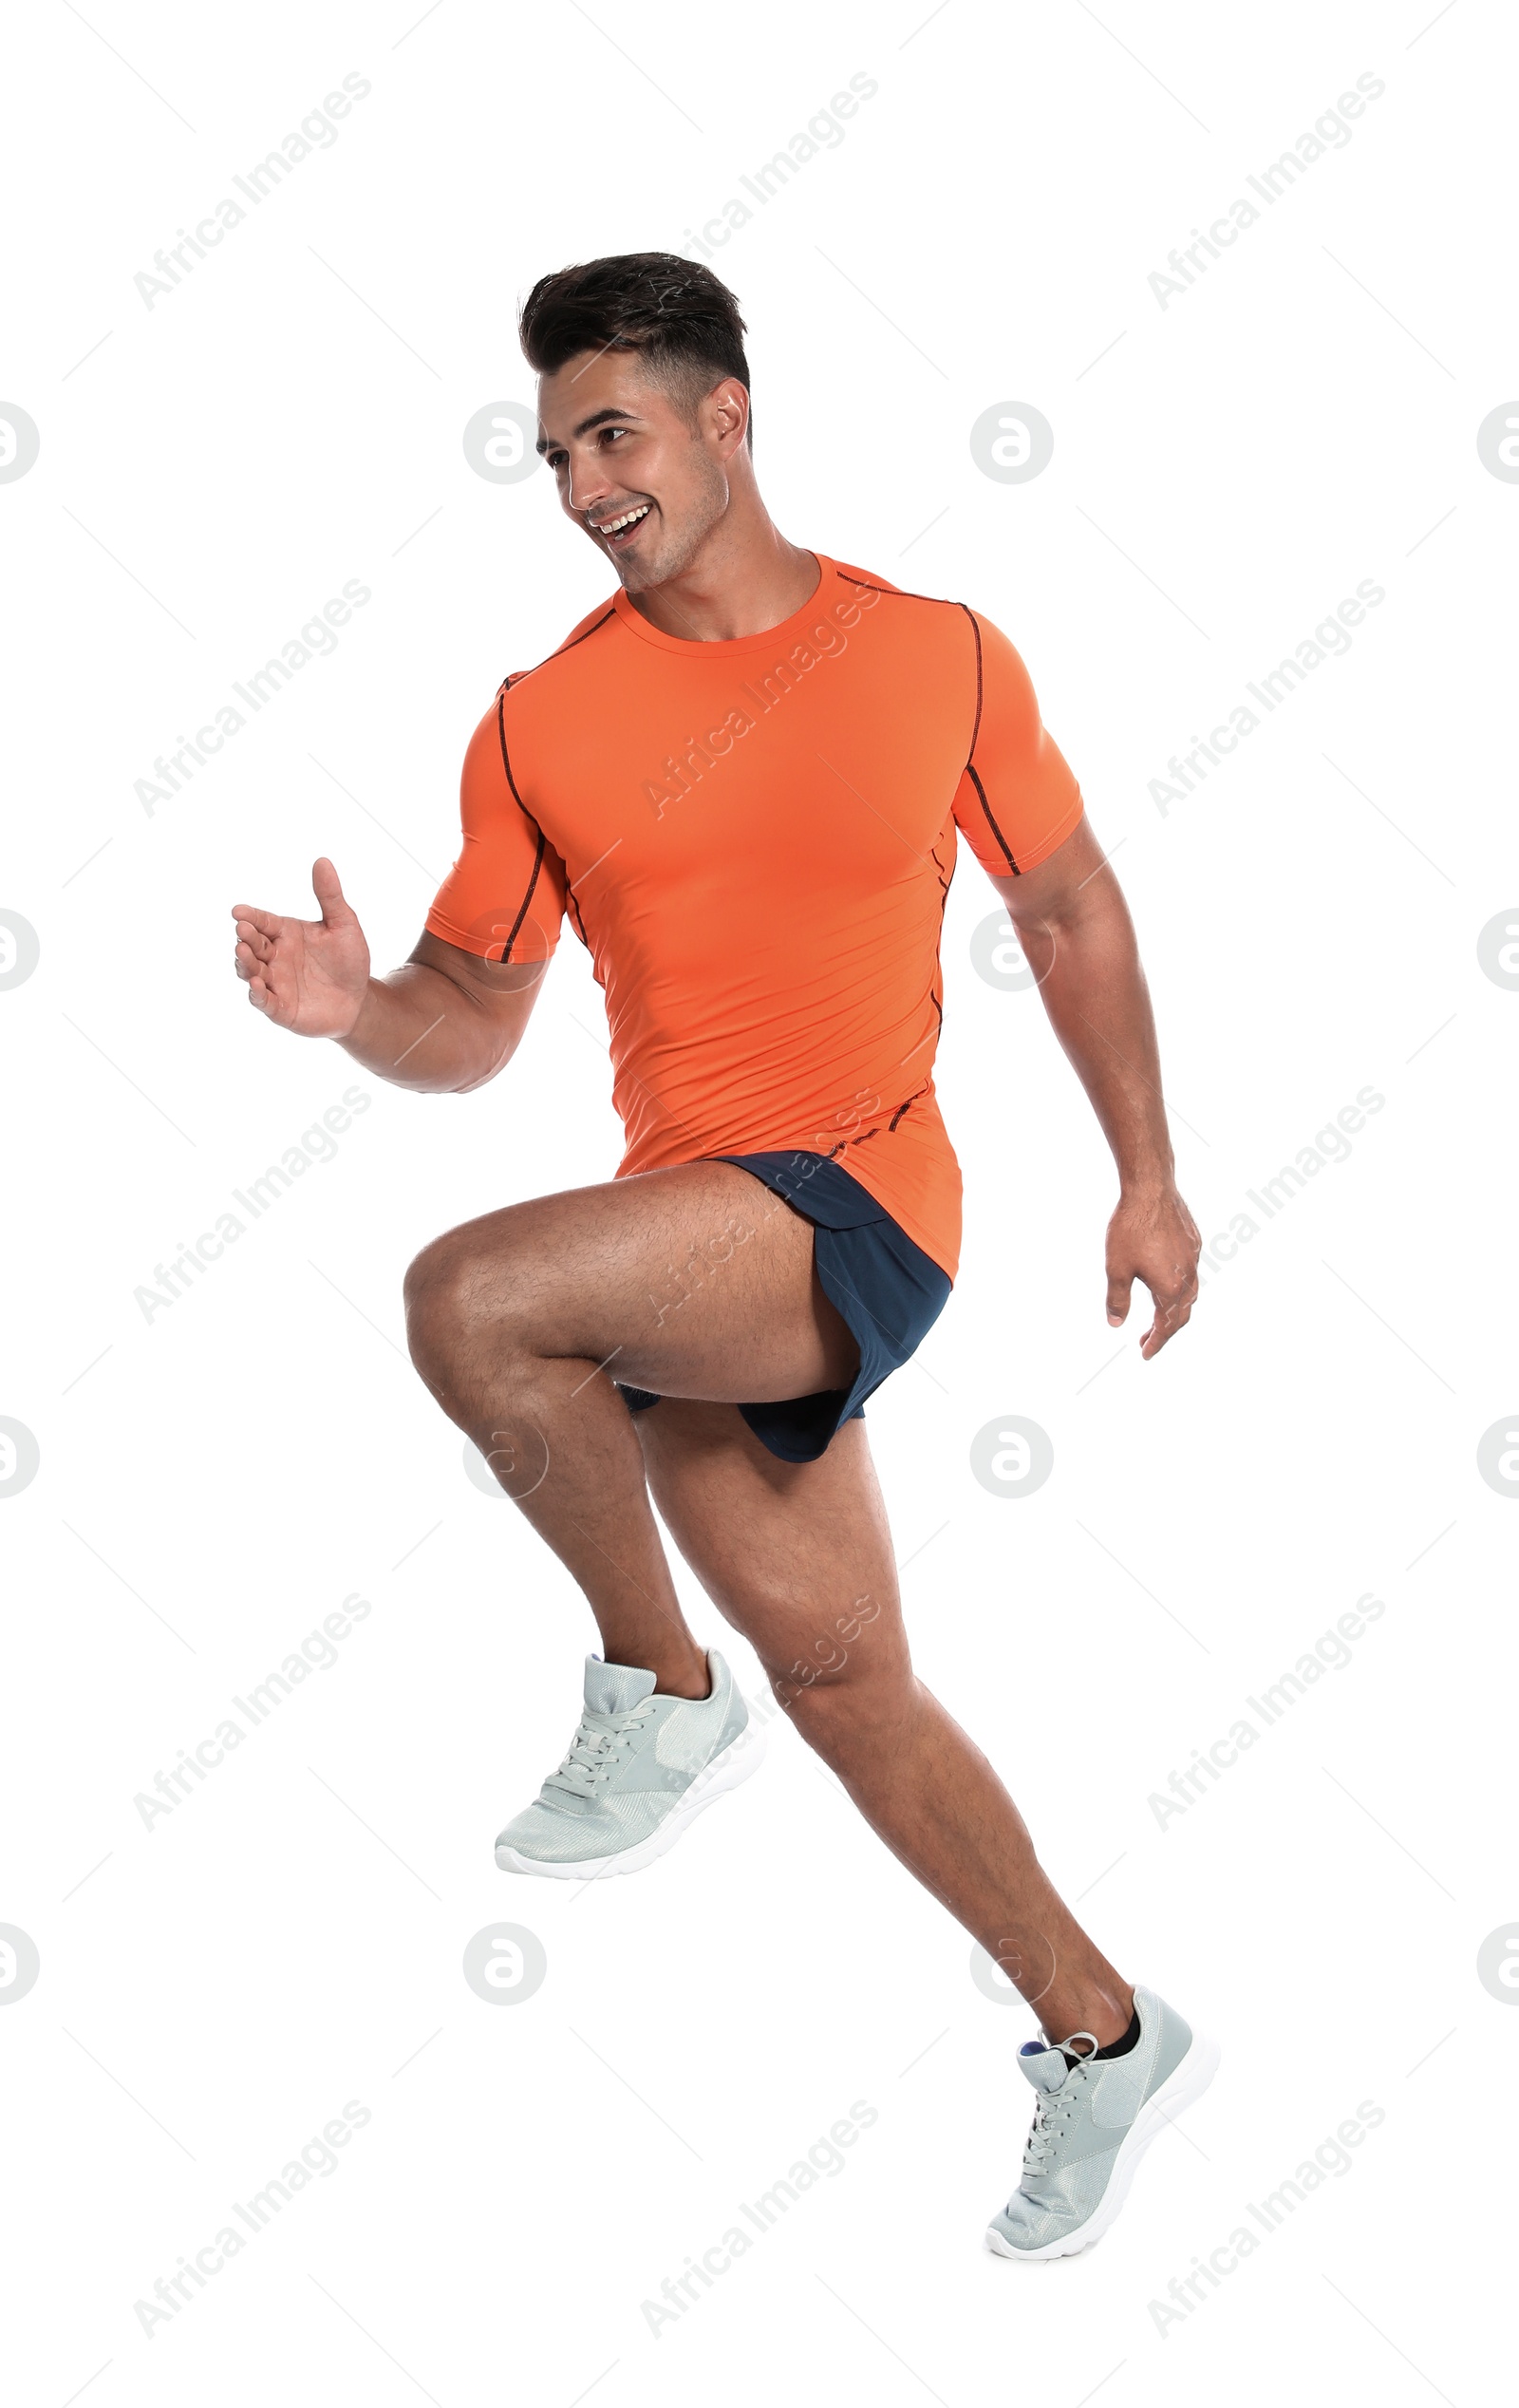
xmin=618 ymin=547 xmax=671 ymax=593
xmin=623 ymin=510 xmax=715 ymax=593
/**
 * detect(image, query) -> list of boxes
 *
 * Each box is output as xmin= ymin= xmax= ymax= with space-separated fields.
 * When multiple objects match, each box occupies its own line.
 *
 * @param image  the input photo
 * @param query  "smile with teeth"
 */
xmin=595 ymin=503 xmax=651 ymax=539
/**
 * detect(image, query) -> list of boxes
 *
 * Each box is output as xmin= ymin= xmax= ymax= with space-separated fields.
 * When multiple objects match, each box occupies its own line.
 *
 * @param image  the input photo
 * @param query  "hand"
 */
xmin=1105 ymin=1185 xmax=1201 ymax=1360
xmin=231 ymin=858 xmax=370 ymax=1039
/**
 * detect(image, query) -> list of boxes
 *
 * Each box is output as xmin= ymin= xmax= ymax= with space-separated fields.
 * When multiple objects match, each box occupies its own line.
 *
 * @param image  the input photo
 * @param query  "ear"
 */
xmin=703 ymin=377 xmax=750 ymax=459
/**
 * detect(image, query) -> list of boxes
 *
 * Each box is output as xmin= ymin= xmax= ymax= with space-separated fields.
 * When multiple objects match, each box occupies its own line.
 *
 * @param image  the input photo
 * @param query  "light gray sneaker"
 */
xmin=986 ymin=1985 xmax=1219 ymax=2260
xmin=495 ymin=1649 xmax=764 ymax=1879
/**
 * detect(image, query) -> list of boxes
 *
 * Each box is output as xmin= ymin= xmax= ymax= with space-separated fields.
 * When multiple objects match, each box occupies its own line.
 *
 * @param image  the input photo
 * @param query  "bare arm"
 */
xmin=232 ymin=858 xmax=544 ymax=1093
xmin=991 ymin=817 xmax=1200 ymax=1359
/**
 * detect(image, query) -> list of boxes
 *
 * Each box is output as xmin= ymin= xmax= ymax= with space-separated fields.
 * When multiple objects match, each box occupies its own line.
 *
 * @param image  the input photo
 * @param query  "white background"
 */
xmin=3 ymin=1 xmax=1515 ymax=2400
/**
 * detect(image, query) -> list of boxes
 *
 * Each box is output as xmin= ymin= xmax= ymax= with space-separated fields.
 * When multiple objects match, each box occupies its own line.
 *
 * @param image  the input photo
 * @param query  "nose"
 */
xmin=565 ymin=447 xmax=614 ymax=519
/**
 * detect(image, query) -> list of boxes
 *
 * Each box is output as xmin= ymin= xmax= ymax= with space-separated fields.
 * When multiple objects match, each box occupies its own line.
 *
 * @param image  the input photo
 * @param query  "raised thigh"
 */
xmin=634 ymin=1398 xmax=910 ymax=1699
xmin=407 ymin=1160 xmax=859 ymax=1404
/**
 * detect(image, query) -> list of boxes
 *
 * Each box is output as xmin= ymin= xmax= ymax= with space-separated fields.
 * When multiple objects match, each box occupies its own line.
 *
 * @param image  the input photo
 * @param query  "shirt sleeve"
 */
xmin=423 ymin=686 xmax=567 ymax=963
xmin=950 ymin=611 xmax=1084 ymax=878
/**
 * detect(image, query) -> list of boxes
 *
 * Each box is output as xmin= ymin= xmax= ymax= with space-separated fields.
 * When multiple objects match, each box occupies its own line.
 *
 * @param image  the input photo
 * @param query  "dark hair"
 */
xmin=518 ymin=252 xmax=753 ymax=449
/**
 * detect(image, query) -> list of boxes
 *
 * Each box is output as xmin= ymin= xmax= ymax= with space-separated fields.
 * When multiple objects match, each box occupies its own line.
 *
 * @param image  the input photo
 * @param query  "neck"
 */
xmin=626 ymin=491 xmax=818 ymax=643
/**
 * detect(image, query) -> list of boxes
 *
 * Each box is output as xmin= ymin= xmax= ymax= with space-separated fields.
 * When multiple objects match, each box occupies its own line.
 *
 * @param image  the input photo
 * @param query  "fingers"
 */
xmin=244 ymin=971 xmax=294 ymax=1025
xmin=1106 ymin=1190 xmax=1203 ymax=1357
xmin=234 ymin=942 xmax=272 ymax=988
xmin=230 ymin=915 xmax=277 ymax=1012
xmin=1139 ymin=1307 xmax=1190 ymax=1359
xmin=234 ymin=913 xmax=276 ymax=995
xmin=229 ymin=903 xmax=283 ymax=940
xmin=1138 ymin=1270 xmax=1200 ymax=1359
xmin=234 ymin=917 xmax=273 ymax=964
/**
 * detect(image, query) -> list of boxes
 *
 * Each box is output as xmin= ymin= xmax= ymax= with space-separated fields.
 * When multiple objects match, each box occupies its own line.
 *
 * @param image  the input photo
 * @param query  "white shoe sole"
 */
xmin=495 ymin=1715 xmax=767 ymax=1881
xmin=985 ymin=2025 xmax=1221 ymax=2263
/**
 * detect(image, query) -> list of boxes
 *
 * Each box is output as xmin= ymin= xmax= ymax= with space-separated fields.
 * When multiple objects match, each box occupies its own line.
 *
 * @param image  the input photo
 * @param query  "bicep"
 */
xmin=406 ymin=929 xmax=549 ymax=1070
xmin=987 ymin=814 xmax=1109 ymax=932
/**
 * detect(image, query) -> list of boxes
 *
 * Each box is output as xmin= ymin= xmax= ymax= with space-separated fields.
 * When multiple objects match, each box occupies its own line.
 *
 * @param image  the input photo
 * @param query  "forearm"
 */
xmin=1020 ymin=884 xmax=1175 ymax=1192
xmin=338 ymin=962 xmax=514 ymax=1093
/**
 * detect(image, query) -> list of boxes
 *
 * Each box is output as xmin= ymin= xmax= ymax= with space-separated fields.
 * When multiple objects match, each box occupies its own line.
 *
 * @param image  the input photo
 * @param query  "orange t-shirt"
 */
xmin=425 ymin=555 xmax=1083 ymax=1281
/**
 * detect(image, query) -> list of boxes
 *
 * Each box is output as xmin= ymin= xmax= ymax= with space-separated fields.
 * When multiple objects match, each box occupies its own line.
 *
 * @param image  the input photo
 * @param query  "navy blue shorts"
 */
xmin=617 ymin=1150 xmax=952 ymax=1464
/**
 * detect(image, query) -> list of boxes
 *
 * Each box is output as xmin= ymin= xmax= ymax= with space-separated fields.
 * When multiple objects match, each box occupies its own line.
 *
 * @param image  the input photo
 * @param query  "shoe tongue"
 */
xmin=1018 ymin=2040 xmax=1075 ymax=2097
xmin=583 ymin=1656 xmax=658 ymax=1714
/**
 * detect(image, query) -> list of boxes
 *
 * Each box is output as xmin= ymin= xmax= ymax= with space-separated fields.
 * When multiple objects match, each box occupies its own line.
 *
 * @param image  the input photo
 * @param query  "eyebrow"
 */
xmin=535 ymin=405 xmax=645 ymax=456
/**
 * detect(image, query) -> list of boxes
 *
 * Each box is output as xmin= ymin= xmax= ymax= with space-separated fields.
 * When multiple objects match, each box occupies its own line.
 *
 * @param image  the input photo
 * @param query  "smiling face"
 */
xmin=535 ymin=347 xmax=746 ymax=593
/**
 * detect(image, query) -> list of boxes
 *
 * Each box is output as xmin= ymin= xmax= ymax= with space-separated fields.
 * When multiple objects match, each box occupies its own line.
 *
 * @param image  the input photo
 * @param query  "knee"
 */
xmin=403 ymin=1230 xmax=518 ymax=1375
xmin=778 ymin=1655 xmax=915 ymax=1762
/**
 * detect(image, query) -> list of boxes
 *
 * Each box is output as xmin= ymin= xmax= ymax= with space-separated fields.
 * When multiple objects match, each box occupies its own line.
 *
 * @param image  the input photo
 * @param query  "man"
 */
xmin=232 ymin=253 xmax=1215 ymax=2259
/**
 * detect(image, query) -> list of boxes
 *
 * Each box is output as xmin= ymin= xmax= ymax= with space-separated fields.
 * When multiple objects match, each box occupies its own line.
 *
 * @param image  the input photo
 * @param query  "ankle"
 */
xmin=1045 ymin=1982 xmax=1135 ymax=2052
xmin=649 ymin=1648 xmax=711 ymax=1701
xmin=593 ymin=1633 xmax=709 ymax=1701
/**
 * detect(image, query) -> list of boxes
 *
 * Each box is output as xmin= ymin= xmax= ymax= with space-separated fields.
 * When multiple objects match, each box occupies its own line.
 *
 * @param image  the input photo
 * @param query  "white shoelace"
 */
xmin=1023 ymin=2034 xmax=1099 ymax=2173
xmin=544 ymin=1701 xmax=654 ymax=1798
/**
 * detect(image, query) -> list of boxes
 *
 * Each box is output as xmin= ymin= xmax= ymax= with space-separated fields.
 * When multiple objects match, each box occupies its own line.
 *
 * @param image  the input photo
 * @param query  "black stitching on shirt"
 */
xmin=494 ymin=683 xmax=549 ymax=959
